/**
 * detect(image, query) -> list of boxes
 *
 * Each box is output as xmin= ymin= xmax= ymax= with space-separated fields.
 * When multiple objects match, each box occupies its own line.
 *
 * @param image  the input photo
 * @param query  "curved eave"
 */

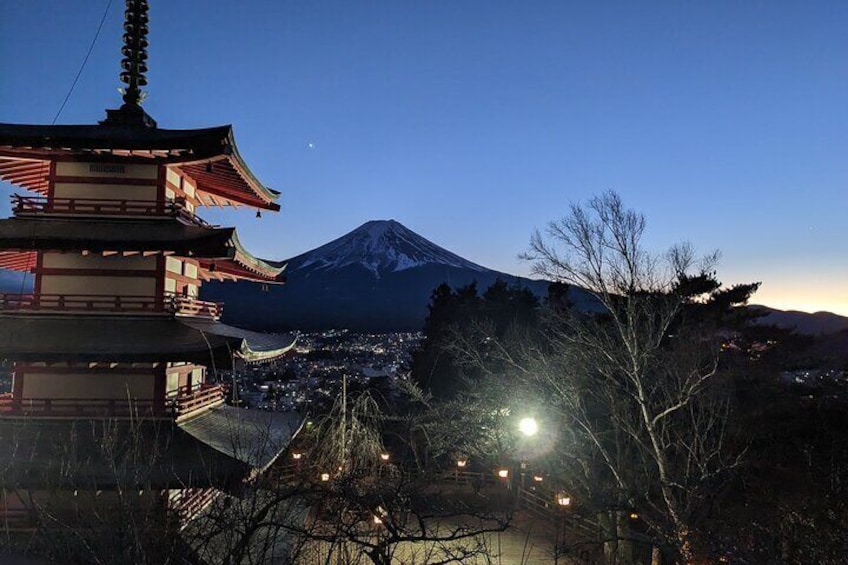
xmin=238 ymin=336 xmax=297 ymax=364
xmin=181 ymin=319 xmax=297 ymax=365
xmin=0 ymin=123 xmax=281 ymax=211
xmin=194 ymin=228 xmax=286 ymax=282
xmin=197 ymin=258 xmax=287 ymax=283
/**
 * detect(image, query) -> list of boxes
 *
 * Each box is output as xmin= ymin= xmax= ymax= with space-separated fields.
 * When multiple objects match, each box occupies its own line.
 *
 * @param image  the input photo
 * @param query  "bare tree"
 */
xmin=519 ymin=191 xmax=754 ymax=563
xmin=284 ymin=389 xmax=513 ymax=565
xmin=441 ymin=192 xmax=754 ymax=563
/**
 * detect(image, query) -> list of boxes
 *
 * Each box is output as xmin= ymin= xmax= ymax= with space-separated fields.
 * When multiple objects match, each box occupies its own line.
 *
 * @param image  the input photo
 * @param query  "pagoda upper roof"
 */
xmin=0 ymin=217 xmax=286 ymax=282
xmin=0 ymin=121 xmax=281 ymax=210
xmin=0 ymin=314 xmax=296 ymax=366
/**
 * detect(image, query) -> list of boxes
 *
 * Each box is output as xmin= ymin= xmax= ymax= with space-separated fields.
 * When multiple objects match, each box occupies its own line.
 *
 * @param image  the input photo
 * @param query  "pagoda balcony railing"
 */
xmin=170 ymin=295 xmax=223 ymax=319
xmin=0 ymin=293 xmax=223 ymax=320
xmin=0 ymin=385 xmax=225 ymax=420
xmin=174 ymin=383 xmax=225 ymax=420
xmin=0 ymin=393 xmax=164 ymax=418
xmin=169 ymin=488 xmax=219 ymax=525
xmin=11 ymin=194 xmax=213 ymax=228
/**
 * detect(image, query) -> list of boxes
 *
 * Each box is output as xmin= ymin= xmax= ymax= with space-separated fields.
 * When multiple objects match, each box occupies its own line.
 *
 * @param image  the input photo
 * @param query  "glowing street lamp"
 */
xmin=556 ymin=492 xmax=571 ymax=507
xmin=320 ymin=472 xmax=330 ymax=482
xmin=456 ymin=457 xmax=467 ymax=468
xmin=497 ymin=467 xmax=510 ymax=479
xmin=291 ymin=451 xmax=303 ymax=461
xmin=380 ymin=452 xmax=390 ymax=462
xmin=518 ymin=417 xmax=538 ymax=437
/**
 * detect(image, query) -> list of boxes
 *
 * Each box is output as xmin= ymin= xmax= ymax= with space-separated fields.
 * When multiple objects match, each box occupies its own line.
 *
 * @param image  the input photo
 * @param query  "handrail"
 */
xmin=0 ymin=293 xmax=223 ymax=319
xmin=0 ymin=396 xmax=163 ymax=417
xmin=10 ymin=194 xmax=214 ymax=228
xmin=0 ymin=385 xmax=224 ymax=419
xmin=175 ymin=384 xmax=225 ymax=418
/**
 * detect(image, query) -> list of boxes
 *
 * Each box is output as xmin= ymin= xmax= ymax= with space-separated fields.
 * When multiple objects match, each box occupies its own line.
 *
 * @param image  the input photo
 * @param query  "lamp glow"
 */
xmin=519 ymin=417 xmax=538 ymax=437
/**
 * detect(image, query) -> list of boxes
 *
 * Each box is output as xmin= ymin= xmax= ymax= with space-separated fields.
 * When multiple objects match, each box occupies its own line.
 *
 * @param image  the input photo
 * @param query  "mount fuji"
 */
xmin=202 ymin=220 xmax=567 ymax=331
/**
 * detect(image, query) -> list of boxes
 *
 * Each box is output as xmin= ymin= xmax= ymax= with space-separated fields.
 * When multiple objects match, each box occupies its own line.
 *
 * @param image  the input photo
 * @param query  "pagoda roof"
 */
xmin=0 ymin=122 xmax=280 ymax=210
xmin=0 ymin=314 xmax=296 ymax=366
xmin=179 ymin=405 xmax=304 ymax=473
xmin=0 ymin=408 xmax=304 ymax=489
xmin=0 ymin=217 xmax=285 ymax=282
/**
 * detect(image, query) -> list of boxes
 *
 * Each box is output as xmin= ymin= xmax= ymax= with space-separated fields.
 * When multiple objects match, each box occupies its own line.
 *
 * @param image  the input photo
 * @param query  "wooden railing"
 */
xmin=0 ymin=395 xmax=162 ymax=417
xmin=11 ymin=194 xmax=213 ymax=228
xmin=174 ymin=383 xmax=225 ymax=419
xmin=0 ymin=506 xmax=37 ymax=531
xmin=171 ymin=295 xmax=222 ymax=319
xmin=169 ymin=488 xmax=219 ymax=525
xmin=0 ymin=384 xmax=224 ymax=419
xmin=0 ymin=293 xmax=223 ymax=320
xmin=0 ymin=293 xmax=164 ymax=313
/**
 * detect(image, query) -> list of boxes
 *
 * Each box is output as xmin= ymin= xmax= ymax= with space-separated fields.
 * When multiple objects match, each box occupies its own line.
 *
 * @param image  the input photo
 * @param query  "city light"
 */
xmin=456 ymin=458 xmax=467 ymax=468
xmin=380 ymin=452 xmax=390 ymax=462
xmin=497 ymin=467 xmax=510 ymax=479
xmin=556 ymin=492 xmax=571 ymax=507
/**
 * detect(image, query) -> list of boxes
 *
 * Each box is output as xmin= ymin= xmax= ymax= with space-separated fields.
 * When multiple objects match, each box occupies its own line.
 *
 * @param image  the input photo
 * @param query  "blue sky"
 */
xmin=1 ymin=1 xmax=846 ymax=314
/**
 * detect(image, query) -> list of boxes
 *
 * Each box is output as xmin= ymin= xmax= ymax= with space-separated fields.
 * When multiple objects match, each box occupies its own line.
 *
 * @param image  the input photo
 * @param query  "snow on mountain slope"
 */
xmin=285 ymin=220 xmax=489 ymax=277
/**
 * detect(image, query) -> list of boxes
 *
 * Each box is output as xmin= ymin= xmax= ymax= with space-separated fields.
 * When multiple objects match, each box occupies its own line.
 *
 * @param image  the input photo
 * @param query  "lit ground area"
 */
xmin=296 ymin=509 xmax=577 ymax=565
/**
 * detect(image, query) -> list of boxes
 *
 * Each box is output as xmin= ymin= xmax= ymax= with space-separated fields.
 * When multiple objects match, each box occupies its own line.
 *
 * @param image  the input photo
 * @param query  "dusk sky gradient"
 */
xmin=1 ymin=1 xmax=846 ymax=314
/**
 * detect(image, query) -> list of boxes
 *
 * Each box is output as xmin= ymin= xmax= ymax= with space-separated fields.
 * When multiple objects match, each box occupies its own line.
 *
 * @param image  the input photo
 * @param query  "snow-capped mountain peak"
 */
xmin=287 ymin=219 xmax=489 ymax=277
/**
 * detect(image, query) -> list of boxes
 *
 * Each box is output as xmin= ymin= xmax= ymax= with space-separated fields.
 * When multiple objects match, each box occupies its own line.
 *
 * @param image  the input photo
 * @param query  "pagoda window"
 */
xmin=165 ymin=257 xmax=183 ymax=275
xmin=164 ymin=278 xmax=177 ymax=293
xmin=56 ymin=162 xmax=157 ymax=180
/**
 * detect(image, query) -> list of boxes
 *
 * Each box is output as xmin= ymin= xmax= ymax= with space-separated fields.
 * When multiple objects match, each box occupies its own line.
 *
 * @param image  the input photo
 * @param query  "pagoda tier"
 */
xmin=0 ymin=406 xmax=303 ymax=489
xmin=0 ymin=216 xmax=286 ymax=283
xmin=0 ymin=315 xmax=295 ymax=366
xmin=0 ymin=123 xmax=280 ymax=210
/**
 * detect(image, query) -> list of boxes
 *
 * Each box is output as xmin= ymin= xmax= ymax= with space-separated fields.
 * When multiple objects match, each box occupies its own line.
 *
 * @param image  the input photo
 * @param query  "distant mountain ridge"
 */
xmin=202 ymin=221 xmax=848 ymax=333
xmin=749 ymin=306 xmax=848 ymax=336
xmin=203 ymin=219 xmax=569 ymax=331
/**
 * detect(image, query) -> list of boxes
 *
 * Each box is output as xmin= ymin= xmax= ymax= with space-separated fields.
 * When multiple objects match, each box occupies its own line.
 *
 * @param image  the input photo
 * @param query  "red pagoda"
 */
xmin=0 ymin=0 xmax=301 ymax=542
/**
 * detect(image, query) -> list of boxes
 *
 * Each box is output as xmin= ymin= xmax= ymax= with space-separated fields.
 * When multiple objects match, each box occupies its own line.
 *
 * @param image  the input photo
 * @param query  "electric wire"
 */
xmin=51 ymin=0 xmax=115 ymax=125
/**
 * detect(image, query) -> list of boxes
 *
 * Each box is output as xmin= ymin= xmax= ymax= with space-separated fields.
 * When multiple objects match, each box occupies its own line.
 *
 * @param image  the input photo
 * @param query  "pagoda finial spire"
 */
xmin=119 ymin=0 xmax=150 ymax=106
xmin=103 ymin=0 xmax=155 ymax=127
